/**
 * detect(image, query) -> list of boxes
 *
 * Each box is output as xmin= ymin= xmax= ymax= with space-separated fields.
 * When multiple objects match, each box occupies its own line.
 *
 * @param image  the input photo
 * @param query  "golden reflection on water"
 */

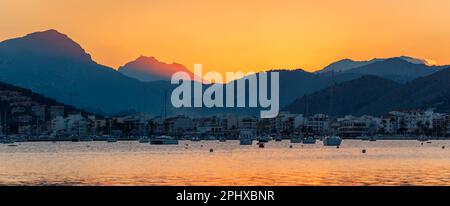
xmin=1 ymin=140 xmax=450 ymax=185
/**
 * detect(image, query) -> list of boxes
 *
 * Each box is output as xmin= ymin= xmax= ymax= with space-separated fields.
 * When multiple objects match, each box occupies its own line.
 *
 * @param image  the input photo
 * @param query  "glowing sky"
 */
xmin=1 ymin=0 xmax=450 ymax=74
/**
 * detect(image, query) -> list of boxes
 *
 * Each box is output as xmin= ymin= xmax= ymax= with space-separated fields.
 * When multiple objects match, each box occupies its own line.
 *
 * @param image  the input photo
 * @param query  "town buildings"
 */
xmin=1 ymin=84 xmax=450 ymax=140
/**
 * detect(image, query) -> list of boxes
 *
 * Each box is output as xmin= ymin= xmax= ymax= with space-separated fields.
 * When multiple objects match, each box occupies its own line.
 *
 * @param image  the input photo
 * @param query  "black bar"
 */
xmin=1 ymin=186 xmax=449 ymax=205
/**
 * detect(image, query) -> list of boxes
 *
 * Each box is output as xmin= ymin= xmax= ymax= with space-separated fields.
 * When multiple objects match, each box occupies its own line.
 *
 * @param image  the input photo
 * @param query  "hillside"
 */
xmin=284 ymin=76 xmax=402 ymax=116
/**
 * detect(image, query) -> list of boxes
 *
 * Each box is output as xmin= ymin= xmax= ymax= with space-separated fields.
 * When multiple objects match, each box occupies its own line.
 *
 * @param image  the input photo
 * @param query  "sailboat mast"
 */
xmin=164 ymin=90 xmax=167 ymax=119
xmin=328 ymin=70 xmax=335 ymax=117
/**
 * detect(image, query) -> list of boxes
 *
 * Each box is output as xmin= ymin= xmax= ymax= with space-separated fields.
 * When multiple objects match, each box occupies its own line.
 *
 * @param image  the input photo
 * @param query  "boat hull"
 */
xmin=323 ymin=136 xmax=342 ymax=146
xmin=302 ymin=137 xmax=316 ymax=144
xmin=240 ymin=139 xmax=253 ymax=145
xmin=150 ymin=139 xmax=179 ymax=145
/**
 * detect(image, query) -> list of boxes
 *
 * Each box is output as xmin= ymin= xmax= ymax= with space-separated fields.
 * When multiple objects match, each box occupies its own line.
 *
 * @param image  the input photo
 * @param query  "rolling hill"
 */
xmin=284 ymin=75 xmax=402 ymax=116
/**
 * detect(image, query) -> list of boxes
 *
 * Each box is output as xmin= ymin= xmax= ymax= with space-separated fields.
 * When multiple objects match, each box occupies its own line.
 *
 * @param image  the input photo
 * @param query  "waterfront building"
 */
xmin=195 ymin=116 xmax=226 ymax=137
xmin=338 ymin=116 xmax=371 ymax=138
xmin=305 ymin=114 xmax=330 ymax=135
xmin=50 ymin=105 xmax=65 ymax=120
xmin=165 ymin=115 xmax=195 ymax=135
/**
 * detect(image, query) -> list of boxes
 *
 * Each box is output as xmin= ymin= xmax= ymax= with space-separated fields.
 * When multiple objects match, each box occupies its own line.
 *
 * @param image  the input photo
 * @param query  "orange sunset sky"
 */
xmin=1 ymin=0 xmax=450 ymax=74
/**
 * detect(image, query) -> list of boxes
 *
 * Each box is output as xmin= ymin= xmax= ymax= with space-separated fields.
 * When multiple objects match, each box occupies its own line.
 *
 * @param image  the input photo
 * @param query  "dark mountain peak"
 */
xmin=342 ymin=56 xmax=438 ymax=83
xmin=317 ymin=58 xmax=382 ymax=74
xmin=0 ymin=29 xmax=92 ymax=62
xmin=27 ymin=29 xmax=64 ymax=37
xmin=269 ymin=68 xmax=307 ymax=73
xmin=336 ymin=58 xmax=355 ymax=63
xmin=135 ymin=55 xmax=158 ymax=62
xmin=383 ymin=57 xmax=412 ymax=64
xmin=118 ymin=55 xmax=195 ymax=82
xmin=130 ymin=55 xmax=186 ymax=68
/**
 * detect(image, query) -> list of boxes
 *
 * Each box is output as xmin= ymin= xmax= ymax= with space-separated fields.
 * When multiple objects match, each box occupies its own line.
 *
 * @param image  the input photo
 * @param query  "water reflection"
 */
xmin=1 ymin=140 xmax=450 ymax=185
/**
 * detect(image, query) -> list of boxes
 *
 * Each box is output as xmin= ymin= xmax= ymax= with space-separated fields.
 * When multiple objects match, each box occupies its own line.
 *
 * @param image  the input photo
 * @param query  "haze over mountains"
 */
xmin=0 ymin=29 xmax=449 ymax=117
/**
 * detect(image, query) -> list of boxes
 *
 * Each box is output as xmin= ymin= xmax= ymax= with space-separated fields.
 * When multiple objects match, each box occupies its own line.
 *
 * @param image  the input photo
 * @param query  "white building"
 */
xmin=51 ymin=114 xmax=87 ymax=136
xmin=50 ymin=105 xmax=64 ymax=120
xmin=381 ymin=109 xmax=439 ymax=135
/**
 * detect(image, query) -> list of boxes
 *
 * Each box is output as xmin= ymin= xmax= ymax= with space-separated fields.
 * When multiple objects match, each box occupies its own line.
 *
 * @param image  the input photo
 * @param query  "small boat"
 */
xmin=290 ymin=137 xmax=302 ymax=143
xmin=369 ymin=136 xmax=377 ymax=142
xmin=240 ymin=138 xmax=253 ymax=145
xmin=360 ymin=135 xmax=369 ymax=141
xmin=257 ymin=136 xmax=271 ymax=143
xmin=70 ymin=136 xmax=80 ymax=142
xmin=106 ymin=136 xmax=118 ymax=143
xmin=274 ymin=136 xmax=282 ymax=142
xmin=81 ymin=136 xmax=94 ymax=142
xmin=323 ymin=136 xmax=342 ymax=146
xmin=138 ymin=136 xmax=150 ymax=143
xmin=206 ymin=136 xmax=216 ymax=141
xmin=417 ymin=135 xmax=430 ymax=142
xmin=190 ymin=137 xmax=201 ymax=142
xmin=1 ymin=136 xmax=14 ymax=144
xmin=150 ymin=136 xmax=179 ymax=145
xmin=302 ymin=136 xmax=316 ymax=144
xmin=259 ymin=143 xmax=265 ymax=148
xmin=219 ymin=137 xmax=227 ymax=142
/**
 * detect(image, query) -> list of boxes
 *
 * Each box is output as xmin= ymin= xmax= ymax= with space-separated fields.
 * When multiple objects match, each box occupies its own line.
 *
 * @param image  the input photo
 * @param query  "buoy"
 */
xmin=362 ymin=149 xmax=367 ymax=154
xmin=210 ymin=148 xmax=214 ymax=152
xmin=337 ymin=145 xmax=340 ymax=149
xmin=201 ymin=145 xmax=203 ymax=147
xmin=289 ymin=145 xmax=293 ymax=148
xmin=442 ymin=146 xmax=445 ymax=149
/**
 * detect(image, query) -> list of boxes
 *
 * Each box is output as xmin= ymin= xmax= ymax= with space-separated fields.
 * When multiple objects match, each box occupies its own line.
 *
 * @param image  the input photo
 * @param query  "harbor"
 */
xmin=1 ymin=139 xmax=450 ymax=186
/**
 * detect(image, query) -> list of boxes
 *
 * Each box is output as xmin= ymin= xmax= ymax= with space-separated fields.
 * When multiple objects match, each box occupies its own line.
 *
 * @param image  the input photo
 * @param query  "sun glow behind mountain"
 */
xmin=1 ymin=0 xmax=450 ymax=75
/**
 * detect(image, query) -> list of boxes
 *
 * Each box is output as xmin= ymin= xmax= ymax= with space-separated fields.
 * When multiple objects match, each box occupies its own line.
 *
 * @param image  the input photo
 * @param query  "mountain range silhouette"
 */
xmin=1 ymin=29 xmax=449 ymax=116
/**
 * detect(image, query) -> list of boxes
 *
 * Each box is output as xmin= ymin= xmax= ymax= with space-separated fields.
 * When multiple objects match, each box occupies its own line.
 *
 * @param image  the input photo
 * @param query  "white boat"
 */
xmin=150 ymin=136 xmax=179 ymax=145
xmin=240 ymin=138 xmax=253 ymax=145
xmin=323 ymin=136 xmax=342 ymax=146
xmin=302 ymin=136 xmax=316 ymax=144
xmin=257 ymin=136 xmax=271 ymax=143
xmin=190 ymin=137 xmax=201 ymax=142
xmin=417 ymin=135 xmax=430 ymax=142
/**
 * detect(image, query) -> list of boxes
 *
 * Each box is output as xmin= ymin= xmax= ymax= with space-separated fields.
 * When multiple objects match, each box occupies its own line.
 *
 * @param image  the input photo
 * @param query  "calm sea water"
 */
xmin=1 ymin=140 xmax=450 ymax=186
